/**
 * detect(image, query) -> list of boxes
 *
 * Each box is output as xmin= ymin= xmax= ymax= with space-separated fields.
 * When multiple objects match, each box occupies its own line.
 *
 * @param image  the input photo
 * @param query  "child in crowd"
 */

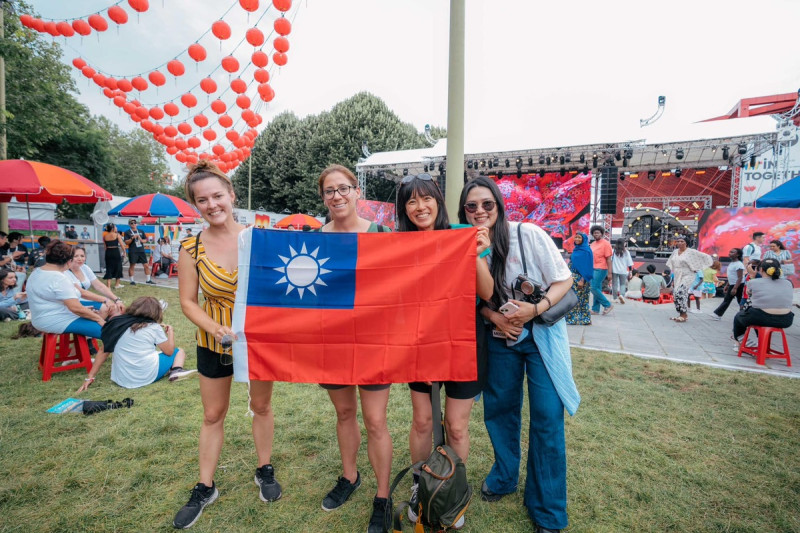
xmin=689 ymin=270 xmax=704 ymax=314
xmin=702 ymin=261 xmax=721 ymax=298
xmin=624 ymin=269 xmax=643 ymax=300
xmin=77 ymin=296 xmax=195 ymax=392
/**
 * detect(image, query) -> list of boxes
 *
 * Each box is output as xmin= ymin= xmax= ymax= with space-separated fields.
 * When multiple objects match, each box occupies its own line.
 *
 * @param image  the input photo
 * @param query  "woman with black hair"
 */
xmin=395 ymin=173 xmax=493 ymax=528
xmin=458 ymin=176 xmax=579 ymax=533
xmin=610 ymin=238 xmax=633 ymax=304
xmin=763 ymin=239 xmax=795 ymax=278
xmin=710 ymin=247 xmax=746 ymax=321
xmin=102 ymin=223 xmax=126 ymax=289
xmin=732 ymin=257 xmax=794 ymax=346
xmin=665 ymin=236 xmax=712 ymax=322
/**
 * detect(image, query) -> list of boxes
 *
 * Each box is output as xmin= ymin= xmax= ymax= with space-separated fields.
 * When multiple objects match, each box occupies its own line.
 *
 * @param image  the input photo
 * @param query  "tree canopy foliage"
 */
xmin=2 ymin=2 xmax=172 ymax=218
xmin=232 ymin=92 xmax=445 ymax=214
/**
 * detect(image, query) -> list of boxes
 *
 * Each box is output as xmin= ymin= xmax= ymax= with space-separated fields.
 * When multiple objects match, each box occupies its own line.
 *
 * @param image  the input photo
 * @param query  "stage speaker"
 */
xmin=599 ymin=166 xmax=618 ymax=214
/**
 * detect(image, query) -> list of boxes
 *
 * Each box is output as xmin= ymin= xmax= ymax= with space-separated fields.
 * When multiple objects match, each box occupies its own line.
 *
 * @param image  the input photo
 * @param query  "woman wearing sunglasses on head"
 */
xmin=458 ymin=176 xmax=580 ymax=533
xmin=315 ymin=164 xmax=394 ymax=533
xmin=395 ymin=173 xmax=493 ymax=528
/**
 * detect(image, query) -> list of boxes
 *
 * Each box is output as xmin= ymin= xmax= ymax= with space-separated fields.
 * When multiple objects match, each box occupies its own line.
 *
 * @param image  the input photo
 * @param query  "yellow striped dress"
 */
xmin=181 ymin=234 xmax=238 ymax=354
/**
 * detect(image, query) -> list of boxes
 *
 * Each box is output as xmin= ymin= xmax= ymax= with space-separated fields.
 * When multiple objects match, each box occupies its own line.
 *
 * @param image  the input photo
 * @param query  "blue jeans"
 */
xmin=590 ymin=269 xmax=611 ymax=312
xmin=483 ymin=327 xmax=568 ymax=530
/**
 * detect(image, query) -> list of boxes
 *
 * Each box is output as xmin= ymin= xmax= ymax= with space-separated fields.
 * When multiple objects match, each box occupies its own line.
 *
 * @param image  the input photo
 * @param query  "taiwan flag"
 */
xmin=232 ymin=227 xmax=477 ymax=384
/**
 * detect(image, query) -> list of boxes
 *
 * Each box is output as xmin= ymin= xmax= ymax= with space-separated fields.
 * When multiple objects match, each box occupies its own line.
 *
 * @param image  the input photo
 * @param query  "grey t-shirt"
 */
xmin=746 ymin=277 xmax=793 ymax=309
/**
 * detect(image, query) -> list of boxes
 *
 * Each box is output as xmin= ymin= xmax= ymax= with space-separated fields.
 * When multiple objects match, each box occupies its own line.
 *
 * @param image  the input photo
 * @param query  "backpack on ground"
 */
xmin=390 ymin=382 xmax=472 ymax=532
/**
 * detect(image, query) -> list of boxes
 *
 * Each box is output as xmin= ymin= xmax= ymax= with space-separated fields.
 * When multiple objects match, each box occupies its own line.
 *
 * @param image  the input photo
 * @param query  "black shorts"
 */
xmin=197 ymin=345 xmax=234 ymax=379
xmin=319 ymin=383 xmax=391 ymax=392
xmin=128 ymin=250 xmax=147 ymax=264
xmin=408 ymin=379 xmax=481 ymax=400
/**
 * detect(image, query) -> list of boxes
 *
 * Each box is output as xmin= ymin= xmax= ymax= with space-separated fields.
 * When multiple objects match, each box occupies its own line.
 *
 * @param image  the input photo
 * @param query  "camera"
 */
xmin=513 ymin=274 xmax=544 ymax=304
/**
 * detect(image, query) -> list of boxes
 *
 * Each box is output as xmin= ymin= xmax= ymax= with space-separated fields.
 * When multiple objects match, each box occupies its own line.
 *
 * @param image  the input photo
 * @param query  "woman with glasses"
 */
xmin=459 ymin=176 xmax=579 ymax=533
xmin=315 ymin=164 xmax=394 ymax=533
xmin=172 ymin=161 xmax=282 ymax=530
xmin=395 ymin=173 xmax=493 ymax=528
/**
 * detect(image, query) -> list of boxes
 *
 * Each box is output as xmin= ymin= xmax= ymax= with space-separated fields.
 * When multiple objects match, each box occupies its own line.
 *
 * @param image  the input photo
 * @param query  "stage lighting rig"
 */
xmin=546 ymin=156 xmax=551 ymax=165
xmin=722 ymin=146 xmax=730 ymax=160
xmin=579 ymin=153 xmax=585 ymax=163
xmin=505 ymin=159 xmax=510 ymax=168
xmin=738 ymin=143 xmax=747 ymax=155
xmin=648 ymin=170 xmax=656 ymax=181
xmin=640 ymin=95 xmax=666 ymax=127
xmin=675 ymin=168 xmax=682 ymax=178
xmin=676 ymin=148 xmax=684 ymax=160
xmin=539 ymin=155 xmax=545 ymax=165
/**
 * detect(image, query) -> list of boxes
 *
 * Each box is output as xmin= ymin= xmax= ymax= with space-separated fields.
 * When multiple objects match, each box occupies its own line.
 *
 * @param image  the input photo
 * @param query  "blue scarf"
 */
xmin=570 ymin=232 xmax=594 ymax=282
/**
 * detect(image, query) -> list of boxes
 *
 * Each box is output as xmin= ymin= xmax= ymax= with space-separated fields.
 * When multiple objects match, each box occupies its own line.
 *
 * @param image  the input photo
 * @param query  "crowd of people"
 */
xmin=3 ymin=163 xmax=796 ymax=533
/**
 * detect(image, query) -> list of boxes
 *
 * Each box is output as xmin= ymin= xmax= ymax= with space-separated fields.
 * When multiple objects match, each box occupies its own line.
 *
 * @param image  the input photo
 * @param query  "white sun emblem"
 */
xmin=274 ymin=243 xmax=331 ymax=299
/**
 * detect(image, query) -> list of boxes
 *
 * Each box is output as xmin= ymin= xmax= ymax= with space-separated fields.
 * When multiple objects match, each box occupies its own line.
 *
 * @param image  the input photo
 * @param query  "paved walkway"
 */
xmin=134 ymin=272 xmax=799 ymax=378
xmin=567 ymin=294 xmax=800 ymax=378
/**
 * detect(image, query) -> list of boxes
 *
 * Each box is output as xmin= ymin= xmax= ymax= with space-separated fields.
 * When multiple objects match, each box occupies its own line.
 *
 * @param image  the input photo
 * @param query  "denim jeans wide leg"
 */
xmin=524 ymin=346 xmax=568 ymax=530
xmin=590 ymin=269 xmax=611 ymax=312
xmin=483 ymin=332 xmax=526 ymax=494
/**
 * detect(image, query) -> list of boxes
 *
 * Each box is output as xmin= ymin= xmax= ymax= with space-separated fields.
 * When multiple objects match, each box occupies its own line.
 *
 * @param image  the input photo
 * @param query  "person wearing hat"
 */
xmin=665 ymin=236 xmax=712 ymax=322
xmin=123 ymin=220 xmax=155 ymax=285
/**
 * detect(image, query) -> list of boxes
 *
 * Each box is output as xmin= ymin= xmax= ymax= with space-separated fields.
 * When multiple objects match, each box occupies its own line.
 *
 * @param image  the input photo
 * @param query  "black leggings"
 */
xmin=713 ymin=283 xmax=744 ymax=317
xmin=733 ymin=308 xmax=794 ymax=340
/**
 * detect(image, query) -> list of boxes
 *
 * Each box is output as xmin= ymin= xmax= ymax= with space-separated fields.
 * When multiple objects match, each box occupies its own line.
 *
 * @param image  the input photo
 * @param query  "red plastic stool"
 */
xmin=657 ymin=293 xmax=674 ymax=304
xmin=39 ymin=332 xmax=93 ymax=381
xmin=737 ymin=326 xmax=792 ymax=366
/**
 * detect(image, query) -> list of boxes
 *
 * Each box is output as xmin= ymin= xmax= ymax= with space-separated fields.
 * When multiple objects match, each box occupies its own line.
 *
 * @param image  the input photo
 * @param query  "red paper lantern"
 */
xmin=108 ymin=6 xmax=128 ymax=24
xmin=226 ymin=130 xmax=240 ymax=142
xmin=230 ymin=78 xmax=247 ymax=94
xmin=258 ymin=83 xmax=275 ymax=102
xmin=92 ymin=73 xmax=106 ymax=86
xmin=113 ymin=96 xmax=127 ymax=107
xmin=123 ymin=102 xmax=136 ymax=114
xmin=273 ymin=0 xmax=292 ymax=12
xmin=117 ymin=79 xmax=133 ymax=92
xmin=104 ymin=88 xmax=116 ymax=99
xmin=246 ymin=28 xmax=265 ymax=47
xmin=194 ymin=114 xmax=209 ymax=128
xmin=131 ymin=76 xmax=148 ymax=91
xmin=188 ymin=43 xmax=207 ymax=63
xmin=212 ymin=20 xmax=231 ymax=40
xmin=200 ymin=78 xmax=218 ymax=94
xmin=219 ymin=115 xmax=233 ymax=128
xmin=149 ymin=107 xmax=165 ymax=120
xmin=72 ymin=19 xmax=92 ymax=36
xmin=135 ymin=107 xmax=149 ymax=119
xmin=273 ymin=52 xmax=288 ymax=66
xmin=186 ymin=154 xmax=198 ymax=164
xmin=88 ymin=14 xmax=108 ymax=32
xmin=221 ymin=56 xmax=240 ymax=73
xmin=175 ymin=138 xmax=188 ymax=150
xmin=167 ymin=59 xmax=186 ymax=77
xmin=154 ymin=125 xmax=165 ymax=136
xmin=104 ymin=77 xmax=118 ymax=90
xmin=181 ymin=93 xmax=198 ymax=108
xmin=149 ymin=70 xmax=166 ymax=87
xmin=81 ymin=66 xmax=96 ymax=78
xmin=30 ymin=18 xmax=45 ymax=32
xmin=252 ymin=51 xmax=268 ymax=68
xmin=188 ymin=137 xmax=201 ymax=149
xmin=72 ymin=58 xmax=87 ymax=69
xmin=167 ymin=146 xmax=179 ymax=155
xmin=43 ymin=21 xmax=60 ymax=37
xmin=241 ymin=109 xmax=255 ymax=122
xmin=140 ymin=120 xmax=154 ymax=132
xmin=239 ymin=0 xmax=259 ymax=11
xmin=273 ymin=36 xmax=289 ymax=53
xmin=236 ymin=95 xmax=251 ymax=109
xmin=56 ymin=22 xmax=75 ymax=37
xmin=164 ymin=125 xmax=178 ymax=137
xmin=175 ymin=153 xmax=187 ymax=163
xmin=178 ymin=123 xmax=192 ymax=135
xmin=19 ymin=14 xmax=33 ymax=28
xmin=203 ymin=129 xmax=217 ymax=141
xmin=128 ymin=0 xmax=149 ymax=13
xmin=253 ymin=68 xmax=270 ymax=83
xmin=164 ymin=102 xmax=180 ymax=116
xmin=274 ymin=17 xmax=291 ymax=36
xmin=211 ymin=100 xmax=227 ymax=114
xmin=212 ymin=144 xmax=225 ymax=156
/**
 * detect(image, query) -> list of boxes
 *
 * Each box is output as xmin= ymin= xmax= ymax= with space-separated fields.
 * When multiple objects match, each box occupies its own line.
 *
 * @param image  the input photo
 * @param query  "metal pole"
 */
xmin=0 ymin=4 xmax=9 ymax=233
xmin=444 ymin=0 xmax=465 ymax=220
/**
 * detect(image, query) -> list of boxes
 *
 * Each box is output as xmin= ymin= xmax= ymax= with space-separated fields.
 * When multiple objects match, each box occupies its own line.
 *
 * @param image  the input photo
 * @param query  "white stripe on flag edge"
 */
xmin=232 ymin=227 xmax=253 ymax=383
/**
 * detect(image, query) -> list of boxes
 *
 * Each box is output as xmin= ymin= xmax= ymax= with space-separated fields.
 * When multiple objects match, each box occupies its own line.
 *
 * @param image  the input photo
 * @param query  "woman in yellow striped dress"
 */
xmin=172 ymin=161 xmax=281 ymax=530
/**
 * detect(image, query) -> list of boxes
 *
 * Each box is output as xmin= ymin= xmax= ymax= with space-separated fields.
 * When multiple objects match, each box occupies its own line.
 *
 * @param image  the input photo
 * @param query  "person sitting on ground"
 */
xmin=702 ymin=260 xmax=721 ymax=298
xmin=711 ymin=248 xmax=745 ymax=321
xmin=641 ymin=264 xmax=666 ymax=301
xmin=731 ymin=258 xmax=794 ymax=349
xmin=624 ymin=269 xmax=643 ymax=300
xmin=27 ymin=236 xmax=51 ymax=270
xmin=77 ymin=296 xmax=195 ymax=392
xmin=0 ymin=269 xmax=28 ymax=321
xmin=65 ymin=245 xmax=124 ymax=319
xmin=5 ymin=232 xmax=28 ymax=289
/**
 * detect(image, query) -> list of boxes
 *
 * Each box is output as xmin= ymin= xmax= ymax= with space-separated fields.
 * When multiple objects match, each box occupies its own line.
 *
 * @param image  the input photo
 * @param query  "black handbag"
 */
xmin=517 ymin=224 xmax=578 ymax=326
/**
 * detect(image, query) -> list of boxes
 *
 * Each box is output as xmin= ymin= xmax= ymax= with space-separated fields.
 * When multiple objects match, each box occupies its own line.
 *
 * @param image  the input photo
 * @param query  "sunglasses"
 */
xmin=463 ymin=200 xmax=497 ymax=214
xmin=400 ymin=173 xmax=434 ymax=184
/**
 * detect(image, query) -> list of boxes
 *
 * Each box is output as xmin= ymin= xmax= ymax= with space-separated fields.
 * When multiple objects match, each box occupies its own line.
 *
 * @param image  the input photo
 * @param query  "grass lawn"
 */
xmin=0 ymin=284 xmax=798 ymax=532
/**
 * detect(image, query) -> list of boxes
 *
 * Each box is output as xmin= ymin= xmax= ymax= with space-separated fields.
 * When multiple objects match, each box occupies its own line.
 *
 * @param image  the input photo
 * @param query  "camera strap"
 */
xmin=517 ymin=223 xmax=529 ymax=278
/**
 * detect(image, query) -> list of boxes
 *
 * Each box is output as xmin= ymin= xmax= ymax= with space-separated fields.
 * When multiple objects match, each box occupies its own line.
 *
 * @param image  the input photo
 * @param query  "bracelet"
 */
xmin=533 ymin=303 xmax=539 ymax=317
xmin=84 ymin=377 xmax=95 ymax=382
xmin=542 ymin=295 xmax=553 ymax=310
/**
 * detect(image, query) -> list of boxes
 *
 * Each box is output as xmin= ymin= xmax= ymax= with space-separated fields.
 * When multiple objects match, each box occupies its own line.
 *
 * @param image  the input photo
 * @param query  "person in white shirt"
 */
xmin=624 ymin=269 xmax=643 ymax=300
xmin=65 ymin=246 xmax=124 ymax=318
xmin=77 ymin=296 xmax=195 ymax=392
xmin=742 ymin=232 xmax=764 ymax=264
xmin=611 ymin=238 xmax=634 ymax=304
xmin=711 ymin=248 xmax=746 ymax=320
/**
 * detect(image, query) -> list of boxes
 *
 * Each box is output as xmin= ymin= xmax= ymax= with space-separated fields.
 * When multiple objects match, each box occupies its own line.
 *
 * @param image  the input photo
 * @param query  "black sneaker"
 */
xmin=480 ymin=480 xmax=507 ymax=502
xmin=172 ymin=482 xmax=218 ymax=529
xmin=129 ymin=280 xmax=136 ymax=285
xmin=321 ymin=472 xmax=361 ymax=511
xmin=146 ymin=279 xmax=156 ymax=285
xmin=406 ymin=482 xmax=419 ymax=522
xmin=254 ymin=464 xmax=282 ymax=502
xmin=367 ymin=496 xmax=392 ymax=533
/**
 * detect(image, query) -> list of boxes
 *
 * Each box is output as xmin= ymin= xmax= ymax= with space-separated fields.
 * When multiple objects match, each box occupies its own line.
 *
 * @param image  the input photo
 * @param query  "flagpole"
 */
xmin=444 ymin=0 xmax=466 ymax=220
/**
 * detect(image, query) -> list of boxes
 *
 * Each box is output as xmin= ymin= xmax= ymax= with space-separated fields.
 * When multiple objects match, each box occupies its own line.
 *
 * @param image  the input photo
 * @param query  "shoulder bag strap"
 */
xmin=517 ymin=223 xmax=528 ymax=276
xmin=431 ymin=382 xmax=444 ymax=448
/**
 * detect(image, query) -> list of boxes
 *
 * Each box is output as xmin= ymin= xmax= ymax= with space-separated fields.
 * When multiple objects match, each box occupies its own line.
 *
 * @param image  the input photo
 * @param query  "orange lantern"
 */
xmin=131 ymin=76 xmax=148 ymax=91
xmin=246 ymin=28 xmax=265 ymax=47
xmin=274 ymin=17 xmax=291 ymax=36
xmin=273 ymin=36 xmax=289 ymax=53
xmin=188 ymin=43 xmax=207 ymax=63
xmin=108 ymin=6 xmax=128 ymax=24
xmin=72 ymin=19 xmax=92 ymax=36
xmin=164 ymin=102 xmax=180 ymax=117
xmin=203 ymin=129 xmax=217 ymax=141
xmin=168 ymin=59 xmax=186 ymax=77
xmin=219 ymin=115 xmax=233 ymax=128
xmin=236 ymin=95 xmax=251 ymax=109
xmin=200 ymin=78 xmax=218 ymax=94
xmin=88 ymin=14 xmax=108 ymax=32
xmin=211 ymin=100 xmax=227 ymax=114
xmin=273 ymin=52 xmax=287 ymax=66
xmin=149 ymin=70 xmax=166 ymax=87
xmin=230 ymin=78 xmax=247 ymax=94
xmin=212 ymin=20 xmax=231 ymax=40
xmin=273 ymin=0 xmax=292 ymax=12
xmin=221 ymin=56 xmax=240 ymax=73
xmin=149 ymin=107 xmax=165 ymax=120
xmin=252 ymin=51 xmax=268 ymax=68
xmin=178 ymin=123 xmax=192 ymax=135
xmin=194 ymin=114 xmax=209 ymax=128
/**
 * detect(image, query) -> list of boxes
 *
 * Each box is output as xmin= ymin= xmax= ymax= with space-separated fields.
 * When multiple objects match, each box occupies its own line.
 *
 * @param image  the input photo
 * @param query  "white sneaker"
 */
xmin=689 ymin=309 xmax=703 ymax=314
xmin=709 ymin=314 xmax=721 ymax=321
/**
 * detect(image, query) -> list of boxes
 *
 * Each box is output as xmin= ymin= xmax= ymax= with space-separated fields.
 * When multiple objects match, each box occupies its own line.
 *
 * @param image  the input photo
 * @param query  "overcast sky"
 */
xmin=25 ymin=0 xmax=800 ymax=165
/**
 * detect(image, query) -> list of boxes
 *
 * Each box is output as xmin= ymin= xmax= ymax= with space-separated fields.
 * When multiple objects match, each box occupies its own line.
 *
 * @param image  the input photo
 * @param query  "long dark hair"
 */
xmin=614 ymin=238 xmax=626 ymax=257
xmin=458 ymin=176 xmax=509 ymax=310
xmin=396 ymin=177 xmax=449 ymax=232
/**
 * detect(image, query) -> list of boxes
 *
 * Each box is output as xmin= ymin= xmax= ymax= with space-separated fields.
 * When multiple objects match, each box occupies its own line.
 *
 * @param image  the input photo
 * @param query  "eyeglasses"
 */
xmin=323 ymin=185 xmax=357 ymax=199
xmin=400 ymin=173 xmax=434 ymax=184
xmin=463 ymin=200 xmax=497 ymax=214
